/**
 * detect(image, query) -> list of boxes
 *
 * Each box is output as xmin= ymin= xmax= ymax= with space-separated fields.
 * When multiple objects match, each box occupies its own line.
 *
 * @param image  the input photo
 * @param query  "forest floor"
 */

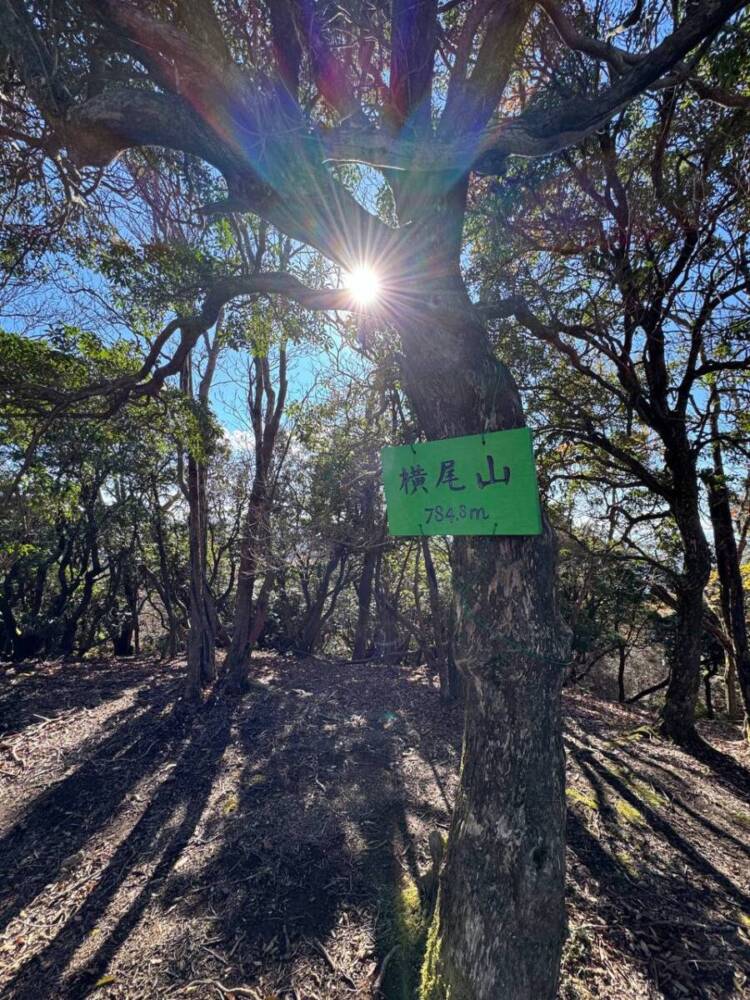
xmin=1 ymin=655 xmax=749 ymax=1000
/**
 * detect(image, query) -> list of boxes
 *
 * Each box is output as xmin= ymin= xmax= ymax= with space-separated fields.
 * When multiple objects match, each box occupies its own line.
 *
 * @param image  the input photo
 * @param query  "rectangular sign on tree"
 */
xmin=381 ymin=427 xmax=542 ymax=537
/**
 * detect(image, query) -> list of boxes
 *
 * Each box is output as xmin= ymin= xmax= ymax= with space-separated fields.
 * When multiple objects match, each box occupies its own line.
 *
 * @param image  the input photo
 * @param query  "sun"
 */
xmin=344 ymin=265 xmax=381 ymax=307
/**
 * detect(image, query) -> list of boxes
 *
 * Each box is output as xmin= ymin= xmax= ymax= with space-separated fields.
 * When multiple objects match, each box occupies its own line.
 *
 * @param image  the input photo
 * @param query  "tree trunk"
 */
xmin=704 ymin=425 xmax=750 ymax=732
xmin=661 ymin=574 xmax=708 ymax=743
xmin=113 ymin=622 xmax=135 ymax=657
xmin=61 ymin=521 xmax=102 ymax=659
xmin=60 ymin=575 xmax=94 ymax=657
xmin=724 ymin=652 xmax=740 ymax=721
xmin=149 ymin=481 xmax=182 ymax=659
xmin=617 ymin=642 xmax=627 ymax=703
xmin=421 ymin=537 xmax=460 ymax=701
xmin=703 ymin=645 xmax=721 ymax=720
xmin=659 ymin=454 xmax=712 ymax=745
xmin=226 ymin=349 xmax=287 ymax=689
xmin=296 ymin=549 xmax=348 ymax=656
xmin=226 ymin=476 xmax=268 ymax=683
xmin=352 ymin=545 xmax=378 ymax=660
xmin=181 ymin=353 xmax=219 ymax=702
xmin=392 ymin=272 xmax=567 ymax=1000
xmin=125 ymin=561 xmax=140 ymax=656
xmin=184 ymin=450 xmax=217 ymax=700
xmin=0 ymin=563 xmax=20 ymax=659
xmin=372 ymin=548 xmax=403 ymax=663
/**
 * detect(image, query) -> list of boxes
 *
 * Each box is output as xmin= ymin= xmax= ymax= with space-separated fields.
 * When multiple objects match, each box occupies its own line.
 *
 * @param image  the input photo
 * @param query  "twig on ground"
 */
xmin=372 ymin=944 xmax=399 ymax=994
xmin=313 ymin=937 xmax=358 ymax=990
xmin=170 ymin=978 xmax=261 ymax=998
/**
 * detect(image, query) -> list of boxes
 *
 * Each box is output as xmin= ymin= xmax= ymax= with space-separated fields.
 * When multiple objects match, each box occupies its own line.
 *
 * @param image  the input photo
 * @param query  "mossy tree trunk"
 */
xmin=393 ymin=253 xmax=568 ymax=998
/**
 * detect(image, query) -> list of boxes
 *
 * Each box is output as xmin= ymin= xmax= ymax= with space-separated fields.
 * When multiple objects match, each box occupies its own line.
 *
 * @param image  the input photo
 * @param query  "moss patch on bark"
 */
xmin=380 ymin=874 xmax=427 ymax=999
xmin=419 ymin=897 xmax=451 ymax=1000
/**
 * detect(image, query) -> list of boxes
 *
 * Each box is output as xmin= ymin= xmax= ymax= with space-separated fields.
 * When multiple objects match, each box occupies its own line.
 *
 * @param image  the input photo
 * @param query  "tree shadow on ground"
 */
xmin=0 ymin=658 xmax=170 ymax=741
xmin=13 ymin=663 xmax=746 ymax=998
xmin=564 ymin=724 xmax=750 ymax=1000
xmin=23 ymin=700 xmax=234 ymax=999
xmin=0 ymin=658 xmax=460 ymax=999
xmin=161 ymin=660 xmax=458 ymax=999
xmin=688 ymin=738 xmax=750 ymax=804
xmin=0 ymin=674 xmax=179 ymax=939
xmin=595 ymin=744 xmax=750 ymax=859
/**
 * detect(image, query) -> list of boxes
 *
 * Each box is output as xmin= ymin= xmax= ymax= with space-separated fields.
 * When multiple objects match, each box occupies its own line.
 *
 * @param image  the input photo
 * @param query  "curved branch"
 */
xmin=474 ymin=0 xmax=748 ymax=170
xmin=478 ymin=295 xmax=628 ymax=402
xmin=5 ymin=272 xmax=355 ymax=415
xmin=688 ymin=77 xmax=750 ymax=109
xmin=538 ymin=0 xmax=636 ymax=74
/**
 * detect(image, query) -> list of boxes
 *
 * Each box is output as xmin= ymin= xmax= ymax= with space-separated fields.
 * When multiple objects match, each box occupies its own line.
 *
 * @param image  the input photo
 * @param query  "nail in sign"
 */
xmin=381 ymin=427 xmax=542 ymax=537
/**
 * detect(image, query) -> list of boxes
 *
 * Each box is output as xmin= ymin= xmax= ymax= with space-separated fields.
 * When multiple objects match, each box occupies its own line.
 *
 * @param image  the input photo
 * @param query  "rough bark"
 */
xmin=704 ymin=408 xmax=750 ymax=732
xmin=393 ymin=268 xmax=567 ymax=1000
xmin=659 ymin=452 xmax=712 ymax=745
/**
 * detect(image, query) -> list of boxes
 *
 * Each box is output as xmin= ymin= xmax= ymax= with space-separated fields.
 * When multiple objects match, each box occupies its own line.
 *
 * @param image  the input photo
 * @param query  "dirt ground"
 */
xmin=1 ymin=655 xmax=749 ymax=1000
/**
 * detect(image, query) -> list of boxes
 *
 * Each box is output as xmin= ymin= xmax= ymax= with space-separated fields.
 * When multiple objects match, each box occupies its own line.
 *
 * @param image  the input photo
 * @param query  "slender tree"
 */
xmin=226 ymin=344 xmax=288 ymax=686
xmin=181 ymin=329 xmax=223 ymax=700
xmin=703 ymin=384 xmax=750 ymax=732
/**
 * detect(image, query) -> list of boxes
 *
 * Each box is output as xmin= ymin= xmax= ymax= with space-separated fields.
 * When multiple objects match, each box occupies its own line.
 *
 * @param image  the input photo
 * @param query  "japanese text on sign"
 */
xmin=380 ymin=427 xmax=542 ymax=537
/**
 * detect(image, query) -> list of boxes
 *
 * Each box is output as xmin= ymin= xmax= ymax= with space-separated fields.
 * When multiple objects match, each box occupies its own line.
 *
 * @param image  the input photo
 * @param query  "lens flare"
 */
xmin=344 ymin=266 xmax=380 ymax=306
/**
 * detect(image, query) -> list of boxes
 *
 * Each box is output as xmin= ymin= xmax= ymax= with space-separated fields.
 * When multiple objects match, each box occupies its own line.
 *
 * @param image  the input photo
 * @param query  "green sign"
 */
xmin=381 ymin=427 xmax=542 ymax=537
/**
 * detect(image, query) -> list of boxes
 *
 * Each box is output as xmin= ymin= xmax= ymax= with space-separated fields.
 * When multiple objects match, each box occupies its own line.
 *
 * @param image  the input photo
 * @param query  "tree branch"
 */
xmin=440 ymin=0 xmax=535 ymax=137
xmin=390 ymin=0 xmax=438 ymax=130
xmin=3 ymin=272 xmax=355 ymax=416
xmin=474 ymin=0 xmax=748 ymax=170
xmin=323 ymin=1 xmax=746 ymax=174
xmin=538 ymin=0 xmax=636 ymax=75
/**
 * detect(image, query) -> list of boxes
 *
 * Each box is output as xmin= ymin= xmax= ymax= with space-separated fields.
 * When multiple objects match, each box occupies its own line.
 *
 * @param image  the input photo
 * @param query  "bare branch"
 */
xmin=538 ymin=0 xmax=635 ymax=74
